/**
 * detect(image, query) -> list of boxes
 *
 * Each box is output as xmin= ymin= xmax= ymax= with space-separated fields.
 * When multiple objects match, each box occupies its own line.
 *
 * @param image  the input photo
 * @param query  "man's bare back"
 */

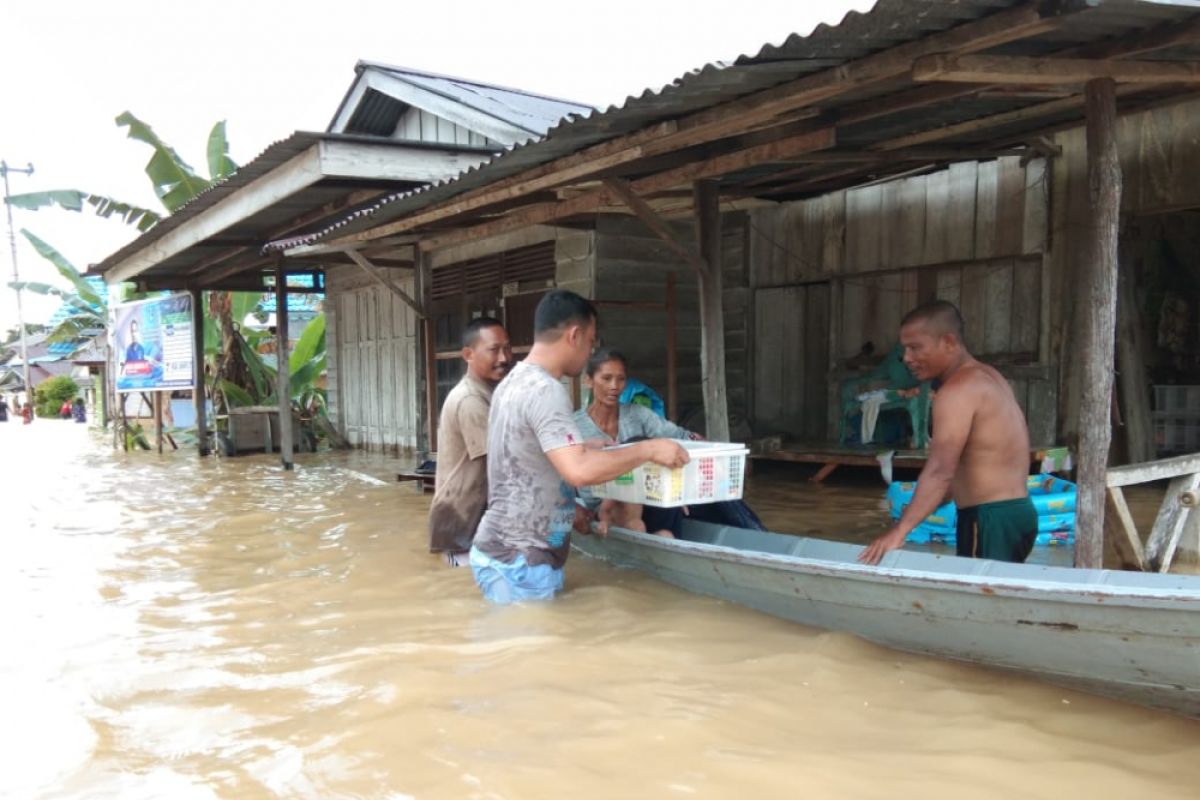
xmin=937 ymin=360 xmax=1031 ymax=508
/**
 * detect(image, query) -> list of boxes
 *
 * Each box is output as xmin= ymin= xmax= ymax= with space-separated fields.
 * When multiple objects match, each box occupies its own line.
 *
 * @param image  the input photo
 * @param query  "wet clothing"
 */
xmin=956 ymin=496 xmax=1038 ymax=563
xmin=473 ymin=361 xmax=583 ymax=573
xmin=469 ymin=545 xmax=564 ymax=603
xmin=72 ymin=402 xmax=87 ymax=424
xmin=428 ymin=374 xmax=493 ymax=554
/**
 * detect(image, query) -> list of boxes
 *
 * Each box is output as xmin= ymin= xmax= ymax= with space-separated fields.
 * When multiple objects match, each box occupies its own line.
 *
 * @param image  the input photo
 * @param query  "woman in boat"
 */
xmin=574 ymin=349 xmax=765 ymax=536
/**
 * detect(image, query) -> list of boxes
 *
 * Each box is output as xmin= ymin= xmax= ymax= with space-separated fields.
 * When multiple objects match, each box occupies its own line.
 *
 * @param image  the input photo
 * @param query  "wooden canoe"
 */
xmin=573 ymin=521 xmax=1200 ymax=717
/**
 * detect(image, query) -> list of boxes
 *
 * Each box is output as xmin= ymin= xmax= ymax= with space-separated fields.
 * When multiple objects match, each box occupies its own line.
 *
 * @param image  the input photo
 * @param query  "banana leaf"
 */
xmin=206 ymin=121 xmax=238 ymax=180
xmin=6 ymin=191 xmax=161 ymax=231
xmin=218 ymin=380 xmax=256 ymax=408
xmin=288 ymin=314 xmax=325 ymax=375
xmin=19 ymin=230 xmax=104 ymax=309
xmin=8 ymin=281 xmax=100 ymax=313
xmin=116 ymin=111 xmax=211 ymax=213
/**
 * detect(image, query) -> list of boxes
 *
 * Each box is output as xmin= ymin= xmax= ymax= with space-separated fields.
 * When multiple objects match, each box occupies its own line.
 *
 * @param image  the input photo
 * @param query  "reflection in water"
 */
xmin=2 ymin=423 xmax=1197 ymax=799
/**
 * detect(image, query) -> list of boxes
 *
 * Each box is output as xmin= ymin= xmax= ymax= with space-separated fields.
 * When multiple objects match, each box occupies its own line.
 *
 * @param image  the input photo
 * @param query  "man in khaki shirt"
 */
xmin=428 ymin=317 xmax=512 ymax=566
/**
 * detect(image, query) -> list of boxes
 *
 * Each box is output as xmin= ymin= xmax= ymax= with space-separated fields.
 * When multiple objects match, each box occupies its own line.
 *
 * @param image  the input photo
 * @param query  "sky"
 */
xmin=0 ymin=0 xmax=874 ymax=333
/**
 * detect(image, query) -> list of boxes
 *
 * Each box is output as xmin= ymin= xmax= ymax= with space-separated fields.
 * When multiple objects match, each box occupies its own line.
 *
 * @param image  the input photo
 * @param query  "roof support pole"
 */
xmin=694 ymin=180 xmax=730 ymax=442
xmin=190 ymin=288 xmax=210 ymax=457
xmin=1074 ymin=78 xmax=1122 ymax=569
xmin=416 ymin=247 xmax=437 ymax=454
xmin=274 ymin=261 xmax=294 ymax=470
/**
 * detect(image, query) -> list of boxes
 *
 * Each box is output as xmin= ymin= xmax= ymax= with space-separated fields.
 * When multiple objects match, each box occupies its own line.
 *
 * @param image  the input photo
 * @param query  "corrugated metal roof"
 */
xmin=90 ymin=132 xmax=476 ymax=280
xmin=338 ymin=62 xmax=594 ymax=139
xmin=277 ymin=0 xmax=1200 ymax=249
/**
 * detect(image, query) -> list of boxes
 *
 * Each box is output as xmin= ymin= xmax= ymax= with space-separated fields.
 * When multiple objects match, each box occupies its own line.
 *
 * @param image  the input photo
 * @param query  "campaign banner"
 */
xmin=114 ymin=293 xmax=195 ymax=393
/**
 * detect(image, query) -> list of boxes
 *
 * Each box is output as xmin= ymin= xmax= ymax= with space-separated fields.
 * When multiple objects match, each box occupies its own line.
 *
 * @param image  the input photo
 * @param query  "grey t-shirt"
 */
xmin=473 ymin=361 xmax=584 ymax=568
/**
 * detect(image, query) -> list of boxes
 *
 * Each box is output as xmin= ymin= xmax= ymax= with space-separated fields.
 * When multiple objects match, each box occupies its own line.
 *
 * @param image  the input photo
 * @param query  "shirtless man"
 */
xmin=859 ymin=301 xmax=1035 ymax=565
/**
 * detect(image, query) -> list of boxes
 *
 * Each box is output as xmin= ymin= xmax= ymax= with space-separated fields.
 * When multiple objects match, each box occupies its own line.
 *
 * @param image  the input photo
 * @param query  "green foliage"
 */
xmin=116 ymin=111 xmax=213 ymax=213
xmin=5 ymin=190 xmax=162 ymax=231
xmin=35 ymin=375 xmax=79 ymax=417
xmin=206 ymin=121 xmax=237 ymax=180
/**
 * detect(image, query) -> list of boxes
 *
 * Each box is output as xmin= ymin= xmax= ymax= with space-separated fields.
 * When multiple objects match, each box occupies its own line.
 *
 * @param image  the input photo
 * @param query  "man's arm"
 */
xmin=858 ymin=382 xmax=975 ymax=565
xmin=459 ymin=396 xmax=490 ymax=460
xmin=546 ymin=439 xmax=688 ymax=489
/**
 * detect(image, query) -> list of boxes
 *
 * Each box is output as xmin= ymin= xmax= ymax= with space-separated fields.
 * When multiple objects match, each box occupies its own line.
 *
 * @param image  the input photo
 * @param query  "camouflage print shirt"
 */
xmin=473 ymin=361 xmax=583 ymax=568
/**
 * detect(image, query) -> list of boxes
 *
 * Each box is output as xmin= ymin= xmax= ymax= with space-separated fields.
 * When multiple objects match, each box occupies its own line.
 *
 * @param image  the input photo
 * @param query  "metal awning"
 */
xmin=90 ymin=132 xmax=495 ymax=290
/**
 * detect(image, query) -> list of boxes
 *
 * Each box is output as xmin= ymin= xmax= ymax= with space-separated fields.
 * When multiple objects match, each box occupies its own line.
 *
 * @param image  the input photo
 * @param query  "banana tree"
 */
xmin=8 ymin=231 xmax=108 ymax=345
xmin=6 ymin=113 xmax=277 ymax=415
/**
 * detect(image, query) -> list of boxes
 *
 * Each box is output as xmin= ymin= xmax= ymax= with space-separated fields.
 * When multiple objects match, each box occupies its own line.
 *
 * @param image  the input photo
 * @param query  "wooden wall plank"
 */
xmin=754 ymin=289 xmax=783 ymax=425
xmin=880 ymin=179 xmax=903 ymax=269
xmin=995 ymin=155 xmax=1026 ymax=256
xmin=936 ymin=267 xmax=962 ymax=308
xmin=801 ymin=198 xmax=824 ymax=278
xmin=982 ymin=260 xmax=1015 ymax=354
xmin=960 ymin=266 xmax=987 ymax=352
xmin=974 ymin=159 xmax=999 ymax=259
xmin=1022 ymin=157 xmax=1048 ymax=254
xmin=1011 ymin=258 xmax=1042 ymax=354
xmin=805 ymin=284 xmax=831 ymax=439
xmin=845 ymin=184 xmax=883 ymax=272
xmin=822 ymin=191 xmax=846 ymax=274
xmin=895 ymin=176 xmax=927 ymax=268
xmin=922 ymin=169 xmax=950 ymax=265
xmin=945 ymin=161 xmax=978 ymax=262
xmin=785 ymin=286 xmax=807 ymax=433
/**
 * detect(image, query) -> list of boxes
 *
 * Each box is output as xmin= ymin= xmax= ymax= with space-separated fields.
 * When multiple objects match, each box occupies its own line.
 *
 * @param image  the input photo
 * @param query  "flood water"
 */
xmin=3 ymin=421 xmax=1197 ymax=799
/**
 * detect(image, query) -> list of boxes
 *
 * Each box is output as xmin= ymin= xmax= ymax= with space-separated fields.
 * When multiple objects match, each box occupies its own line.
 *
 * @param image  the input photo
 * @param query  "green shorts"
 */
xmin=956 ymin=497 xmax=1037 ymax=563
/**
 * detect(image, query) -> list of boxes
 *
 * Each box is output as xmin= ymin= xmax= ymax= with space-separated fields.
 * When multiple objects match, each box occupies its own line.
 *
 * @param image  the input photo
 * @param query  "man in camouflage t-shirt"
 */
xmin=470 ymin=290 xmax=689 ymax=604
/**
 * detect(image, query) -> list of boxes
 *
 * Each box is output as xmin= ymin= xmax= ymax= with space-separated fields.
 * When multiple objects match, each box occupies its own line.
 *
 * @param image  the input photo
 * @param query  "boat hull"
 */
xmin=573 ymin=522 xmax=1200 ymax=717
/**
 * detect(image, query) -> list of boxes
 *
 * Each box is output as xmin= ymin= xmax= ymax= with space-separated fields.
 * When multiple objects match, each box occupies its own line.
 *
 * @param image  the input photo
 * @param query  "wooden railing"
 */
xmin=1105 ymin=452 xmax=1200 ymax=572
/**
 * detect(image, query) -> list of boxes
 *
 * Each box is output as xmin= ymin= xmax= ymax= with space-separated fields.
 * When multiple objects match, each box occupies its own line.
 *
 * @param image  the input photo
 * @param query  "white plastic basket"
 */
xmin=590 ymin=440 xmax=749 ymax=508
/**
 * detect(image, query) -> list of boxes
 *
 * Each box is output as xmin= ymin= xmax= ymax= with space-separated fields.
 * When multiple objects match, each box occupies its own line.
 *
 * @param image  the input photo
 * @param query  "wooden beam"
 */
xmin=666 ymin=271 xmax=678 ymax=422
xmin=1073 ymin=78 xmax=1122 ymax=570
xmin=913 ymin=54 xmax=1200 ymax=85
xmin=190 ymin=288 xmax=209 ymax=457
xmin=875 ymin=83 xmax=1148 ymax=151
xmin=332 ymin=3 xmax=1070 ymax=246
xmin=274 ymin=260 xmax=294 ymax=470
xmin=344 ymin=249 xmax=425 ymax=318
xmin=1145 ymin=473 xmax=1200 ymax=573
xmin=1104 ymin=486 xmax=1146 ymax=571
xmin=1107 ymin=453 xmax=1200 ymax=488
xmin=416 ymin=248 xmax=437 ymax=454
xmin=420 ymin=127 xmax=835 ymax=252
xmin=694 ymin=180 xmax=730 ymax=442
xmin=602 ymin=178 xmax=708 ymax=274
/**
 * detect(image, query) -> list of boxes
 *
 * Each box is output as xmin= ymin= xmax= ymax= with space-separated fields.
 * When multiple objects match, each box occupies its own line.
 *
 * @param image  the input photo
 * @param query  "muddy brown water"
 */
xmin=3 ymin=422 xmax=1197 ymax=799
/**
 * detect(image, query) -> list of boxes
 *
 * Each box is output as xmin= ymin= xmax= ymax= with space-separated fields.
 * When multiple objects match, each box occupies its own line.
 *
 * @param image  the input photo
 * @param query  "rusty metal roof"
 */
xmin=276 ymin=0 xmax=1200 ymax=250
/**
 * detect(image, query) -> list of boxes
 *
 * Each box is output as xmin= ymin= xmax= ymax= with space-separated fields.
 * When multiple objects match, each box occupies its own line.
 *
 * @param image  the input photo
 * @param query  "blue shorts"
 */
xmin=469 ymin=546 xmax=564 ymax=604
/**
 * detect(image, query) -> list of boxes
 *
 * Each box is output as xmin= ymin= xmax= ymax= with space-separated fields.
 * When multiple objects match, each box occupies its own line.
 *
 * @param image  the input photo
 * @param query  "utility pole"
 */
xmin=2 ymin=160 xmax=35 ymax=403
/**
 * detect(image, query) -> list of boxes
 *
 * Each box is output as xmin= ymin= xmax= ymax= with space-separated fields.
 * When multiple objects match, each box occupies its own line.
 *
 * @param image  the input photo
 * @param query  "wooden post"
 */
xmin=190 ymin=288 xmax=209 ymax=456
xmin=694 ymin=180 xmax=730 ymax=441
xmin=1074 ymin=78 xmax=1122 ymax=569
xmin=274 ymin=261 xmax=294 ymax=470
xmin=154 ymin=392 xmax=163 ymax=454
xmin=666 ymin=271 xmax=678 ymax=422
xmin=416 ymin=248 xmax=437 ymax=454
